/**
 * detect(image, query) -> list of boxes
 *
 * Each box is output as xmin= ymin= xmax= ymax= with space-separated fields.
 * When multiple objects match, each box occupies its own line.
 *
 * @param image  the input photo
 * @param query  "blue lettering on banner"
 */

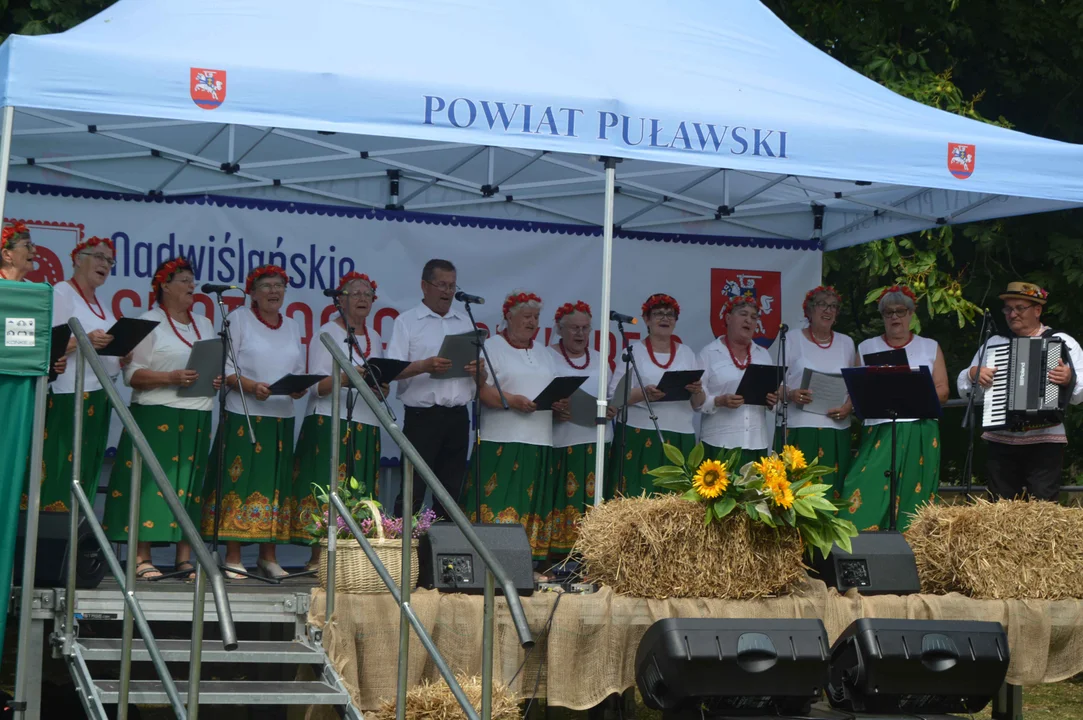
xmin=422 ymin=94 xmax=789 ymax=159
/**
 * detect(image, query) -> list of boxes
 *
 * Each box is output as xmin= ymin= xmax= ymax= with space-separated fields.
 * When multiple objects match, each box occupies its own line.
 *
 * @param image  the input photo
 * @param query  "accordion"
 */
xmin=982 ymin=337 xmax=1069 ymax=431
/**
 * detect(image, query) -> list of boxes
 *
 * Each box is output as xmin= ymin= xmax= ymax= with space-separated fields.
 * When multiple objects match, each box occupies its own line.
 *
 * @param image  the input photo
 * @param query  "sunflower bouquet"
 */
xmin=648 ymin=443 xmax=858 ymax=559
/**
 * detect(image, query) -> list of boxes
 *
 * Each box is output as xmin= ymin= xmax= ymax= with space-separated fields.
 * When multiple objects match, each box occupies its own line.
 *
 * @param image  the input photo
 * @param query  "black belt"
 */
xmin=404 ymin=405 xmax=468 ymax=414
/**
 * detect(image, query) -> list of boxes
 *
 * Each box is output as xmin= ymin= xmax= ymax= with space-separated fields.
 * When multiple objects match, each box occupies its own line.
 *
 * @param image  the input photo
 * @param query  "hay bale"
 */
xmin=905 ymin=498 xmax=1083 ymax=599
xmin=573 ymin=495 xmax=805 ymax=599
xmin=371 ymin=674 xmax=518 ymax=720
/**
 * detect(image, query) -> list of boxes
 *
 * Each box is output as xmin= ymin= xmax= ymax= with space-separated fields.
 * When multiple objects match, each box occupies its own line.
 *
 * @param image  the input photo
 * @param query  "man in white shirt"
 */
xmin=958 ymin=281 xmax=1083 ymax=501
xmin=386 ymin=259 xmax=484 ymax=517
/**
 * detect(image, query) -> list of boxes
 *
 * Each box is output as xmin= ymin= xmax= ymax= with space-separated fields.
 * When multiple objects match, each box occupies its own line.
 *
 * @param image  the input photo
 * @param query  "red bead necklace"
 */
xmin=558 ymin=340 xmax=589 ymax=370
xmin=724 ymin=336 xmax=752 ymax=370
xmin=251 ymin=304 xmax=283 ymax=330
xmin=350 ymin=324 xmax=372 ymax=359
xmin=165 ymin=310 xmax=201 ymax=348
xmin=71 ymin=279 xmax=106 ymax=320
xmin=882 ymin=333 xmax=913 ymax=350
xmin=808 ymin=328 xmax=834 ymax=350
xmin=645 ymin=337 xmax=676 ymax=369
xmin=501 ymin=330 xmax=534 ymax=350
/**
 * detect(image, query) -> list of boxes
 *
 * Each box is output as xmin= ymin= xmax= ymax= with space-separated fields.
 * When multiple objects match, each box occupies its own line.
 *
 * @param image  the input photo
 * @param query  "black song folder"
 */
xmin=98 ymin=317 xmax=159 ymax=357
xmin=863 ymin=348 xmax=908 ymax=367
xmin=735 ymin=363 xmax=784 ymax=406
xmin=364 ymin=358 xmax=411 ymax=386
xmin=532 ymin=376 xmax=587 ymax=411
xmin=49 ymin=325 xmax=72 ymax=382
xmin=656 ymin=369 xmax=705 ymax=402
xmin=267 ymin=373 xmax=327 ymax=396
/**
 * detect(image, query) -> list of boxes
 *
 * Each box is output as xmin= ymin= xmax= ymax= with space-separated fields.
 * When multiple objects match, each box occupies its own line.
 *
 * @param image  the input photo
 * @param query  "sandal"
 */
xmin=135 ymin=561 xmax=163 ymax=580
xmin=174 ymin=561 xmax=197 ymax=581
xmin=224 ymin=562 xmax=247 ymax=580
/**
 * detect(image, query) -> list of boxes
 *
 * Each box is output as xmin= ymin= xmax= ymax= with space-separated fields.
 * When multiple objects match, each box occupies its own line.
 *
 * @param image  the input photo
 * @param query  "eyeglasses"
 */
xmin=424 ymin=280 xmax=455 ymax=293
xmin=13 ymin=241 xmax=35 ymax=252
xmin=352 ymin=291 xmax=375 ymax=300
xmin=80 ymin=251 xmax=115 ymax=267
xmin=256 ymin=282 xmax=287 ymax=292
xmin=564 ymin=324 xmax=591 ymax=335
xmin=651 ymin=310 xmax=677 ymax=319
xmin=881 ymin=308 xmax=910 ymax=319
xmin=1003 ymin=304 xmax=1034 ymax=316
xmin=812 ymin=302 xmax=840 ymax=312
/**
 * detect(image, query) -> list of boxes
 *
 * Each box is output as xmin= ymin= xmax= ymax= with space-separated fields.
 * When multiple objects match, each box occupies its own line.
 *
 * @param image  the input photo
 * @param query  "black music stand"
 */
xmin=841 ymin=366 xmax=941 ymax=531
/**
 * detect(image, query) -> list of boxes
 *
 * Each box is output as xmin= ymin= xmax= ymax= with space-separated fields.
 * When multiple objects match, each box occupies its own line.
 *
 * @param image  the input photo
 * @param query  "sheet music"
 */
xmin=800 ymin=368 xmax=849 ymax=416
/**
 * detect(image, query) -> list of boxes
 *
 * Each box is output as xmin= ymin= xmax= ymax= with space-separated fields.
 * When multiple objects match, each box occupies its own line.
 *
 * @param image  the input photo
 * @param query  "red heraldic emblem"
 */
xmin=947 ymin=143 xmax=975 ymax=179
xmin=710 ymin=269 xmax=782 ymax=349
xmin=190 ymin=68 xmax=227 ymax=110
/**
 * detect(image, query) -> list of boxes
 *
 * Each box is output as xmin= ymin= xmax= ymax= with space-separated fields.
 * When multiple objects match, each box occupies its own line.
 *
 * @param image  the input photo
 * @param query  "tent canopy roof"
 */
xmin=0 ymin=0 xmax=1079 ymax=249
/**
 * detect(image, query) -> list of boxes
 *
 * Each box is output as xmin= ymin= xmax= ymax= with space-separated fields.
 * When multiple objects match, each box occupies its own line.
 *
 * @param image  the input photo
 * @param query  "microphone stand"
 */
xmin=961 ymin=309 xmax=994 ymax=502
xmin=461 ymin=298 xmax=506 ymax=523
xmin=617 ymin=327 xmax=667 ymax=481
xmin=774 ymin=324 xmax=790 ymax=448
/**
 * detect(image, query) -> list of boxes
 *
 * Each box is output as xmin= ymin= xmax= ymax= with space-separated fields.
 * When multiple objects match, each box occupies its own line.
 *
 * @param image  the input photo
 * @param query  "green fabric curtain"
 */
xmin=0 ymin=281 xmax=53 ymax=667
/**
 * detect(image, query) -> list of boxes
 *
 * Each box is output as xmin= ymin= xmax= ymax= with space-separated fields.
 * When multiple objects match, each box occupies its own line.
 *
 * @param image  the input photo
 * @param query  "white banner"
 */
xmin=9 ymin=184 xmax=822 ymax=457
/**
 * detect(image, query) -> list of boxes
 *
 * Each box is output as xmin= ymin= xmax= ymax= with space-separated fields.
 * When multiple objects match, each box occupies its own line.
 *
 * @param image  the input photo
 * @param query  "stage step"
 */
xmin=77 ymin=638 xmax=322 ymax=664
xmin=92 ymin=679 xmax=349 ymax=706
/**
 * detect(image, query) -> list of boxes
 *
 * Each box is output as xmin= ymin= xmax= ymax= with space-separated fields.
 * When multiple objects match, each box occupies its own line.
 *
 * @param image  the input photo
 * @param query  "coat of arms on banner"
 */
xmin=710 ymin=268 xmax=781 ymax=348
xmin=947 ymin=142 xmax=975 ymax=179
xmin=190 ymin=68 xmax=227 ymax=110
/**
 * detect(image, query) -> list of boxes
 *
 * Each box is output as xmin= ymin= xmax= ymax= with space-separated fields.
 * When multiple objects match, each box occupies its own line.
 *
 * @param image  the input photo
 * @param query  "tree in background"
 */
xmin=4 ymin=0 xmax=1083 ymax=483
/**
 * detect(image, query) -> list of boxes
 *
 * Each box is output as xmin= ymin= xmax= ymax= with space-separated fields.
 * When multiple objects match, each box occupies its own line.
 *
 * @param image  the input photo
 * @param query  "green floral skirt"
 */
xmin=463 ymin=441 xmax=554 ymax=560
xmin=290 ymin=413 xmax=380 ymax=544
xmin=199 ymin=412 xmax=295 ymax=544
xmin=549 ymin=442 xmax=607 ymax=555
xmin=781 ymin=426 xmax=852 ymax=498
xmin=102 ymin=405 xmax=211 ymax=544
xmin=26 ymin=389 xmax=112 ymax=513
xmin=607 ymin=425 xmax=696 ymax=499
xmin=837 ymin=420 xmax=940 ymax=532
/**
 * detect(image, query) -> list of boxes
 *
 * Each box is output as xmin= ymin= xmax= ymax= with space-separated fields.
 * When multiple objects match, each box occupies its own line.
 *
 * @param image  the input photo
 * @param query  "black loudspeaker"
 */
xmin=635 ymin=618 xmax=829 ymax=717
xmin=810 ymin=530 xmax=920 ymax=595
xmin=417 ymin=522 xmax=534 ymax=596
xmin=12 ymin=511 xmax=107 ymax=589
xmin=828 ymin=618 xmax=1010 ymax=715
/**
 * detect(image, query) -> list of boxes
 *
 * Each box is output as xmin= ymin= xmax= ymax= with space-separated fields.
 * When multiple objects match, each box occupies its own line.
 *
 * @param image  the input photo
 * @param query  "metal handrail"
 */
xmin=320 ymin=332 xmax=534 ymax=646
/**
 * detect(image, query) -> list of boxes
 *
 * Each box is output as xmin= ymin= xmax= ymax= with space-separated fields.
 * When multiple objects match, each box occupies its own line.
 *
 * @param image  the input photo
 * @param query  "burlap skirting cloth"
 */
xmin=305 ymin=577 xmax=1083 ymax=713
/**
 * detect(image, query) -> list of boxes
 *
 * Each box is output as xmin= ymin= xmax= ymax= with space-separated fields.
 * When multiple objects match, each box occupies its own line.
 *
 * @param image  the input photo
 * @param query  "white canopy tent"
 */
xmin=1 ymin=0 xmax=1082 ymax=491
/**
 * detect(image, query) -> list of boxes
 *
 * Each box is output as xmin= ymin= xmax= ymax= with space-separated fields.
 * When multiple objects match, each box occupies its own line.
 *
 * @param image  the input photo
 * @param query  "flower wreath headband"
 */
xmin=503 ymin=291 xmax=543 ymax=318
xmin=877 ymin=284 xmax=917 ymax=304
xmin=337 ymin=271 xmax=378 ymax=299
xmin=642 ymin=293 xmax=680 ymax=319
xmin=554 ymin=300 xmax=591 ymax=325
xmin=802 ymin=285 xmax=841 ymax=315
xmin=245 ymin=264 xmax=289 ymax=295
xmin=71 ymin=236 xmax=115 ymax=263
xmin=722 ymin=290 xmax=760 ymax=319
xmin=151 ymin=257 xmax=194 ymax=305
xmin=0 ymin=222 xmax=29 ymax=251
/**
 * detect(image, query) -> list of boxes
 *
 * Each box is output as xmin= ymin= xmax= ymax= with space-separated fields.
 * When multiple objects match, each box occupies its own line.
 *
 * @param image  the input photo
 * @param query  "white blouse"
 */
xmin=51 ymin=281 xmax=121 ymax=394
xmin=481 ymin=335 xmax=556 ymax=446
xmin=785 ymin=330 xmax=857 ymax=430
xmin=124 ymin=307 xmax=216 ymax=411
xmin=306 ymin=317 xmax=384 ymax=424
xmin=697 ymin=339 xmax=774 ymax=450
xmin=224 ymin=306 xmax=305 ymax=419
xmin=608 ymin=341 xmax=701 ymax=435
xmin=856 ymin=334 xmax=940 ymax=426
xmin=546 ymin=343 xmax=614 ymax=448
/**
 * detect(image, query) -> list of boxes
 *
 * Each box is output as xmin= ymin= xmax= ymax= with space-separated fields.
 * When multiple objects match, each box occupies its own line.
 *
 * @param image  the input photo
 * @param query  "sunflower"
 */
xmin=754 ymin=456 xmax=788 ymax=489
xmin=768 ymin=477 xmax=795 ymax=509
xmin=781 ymin=445 xmax=807 ymax=471
xmin=692 ymin=459 xmax=729 ymax=499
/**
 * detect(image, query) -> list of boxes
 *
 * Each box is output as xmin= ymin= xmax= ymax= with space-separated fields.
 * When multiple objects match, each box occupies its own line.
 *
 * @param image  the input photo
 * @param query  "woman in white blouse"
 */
xmin=35 ymin=236 xmax=125 ymax=513
xmin=546 ymin=300 xmax=614 ymax=556
xmin=464 ymin=291 xmax=558 ymax=564
xmin=199 ymin=265 xmax=306 ymax=579
xmin=784 ymin=286 xmax=857 ymax=495
xmin=608 ymin=293 xmax=704 ymax=498
xmin=698 ymin=293 xmax=778 ymax=466
xmin=293 ymin=272 xmax=384 ymax=570
xmin=0 ymin=222 xmax=35 ymax=282
xmin=103 ymin=257 xmax=219 ymax=580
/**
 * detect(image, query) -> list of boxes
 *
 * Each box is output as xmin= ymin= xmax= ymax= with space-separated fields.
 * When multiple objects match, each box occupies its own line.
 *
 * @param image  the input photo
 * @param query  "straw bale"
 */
xmin=905 ymin=498 xmax=1083 ymax=599
xmin=370 ymin=674 xmax=519 ymax=720
xmin=573 ymin=495 xmax=804 ymax=599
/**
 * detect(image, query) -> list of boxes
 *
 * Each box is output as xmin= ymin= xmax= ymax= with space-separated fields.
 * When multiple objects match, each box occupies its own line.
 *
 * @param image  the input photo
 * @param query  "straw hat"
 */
xmin=999 ymin=281 xmax=1048 ymax=306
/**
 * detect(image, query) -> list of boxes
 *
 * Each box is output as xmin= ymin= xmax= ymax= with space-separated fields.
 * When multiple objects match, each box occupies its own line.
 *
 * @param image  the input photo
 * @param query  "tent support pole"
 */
xmin=593 ymin=157 xmax=619 ymax=506
xmin=0 ymin=106 xmax=15 ymax=223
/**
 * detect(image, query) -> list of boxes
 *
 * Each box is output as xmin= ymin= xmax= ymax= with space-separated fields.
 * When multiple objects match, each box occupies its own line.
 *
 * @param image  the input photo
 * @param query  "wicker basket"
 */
xmin=317 ymin=500 xmax=419 ymax=594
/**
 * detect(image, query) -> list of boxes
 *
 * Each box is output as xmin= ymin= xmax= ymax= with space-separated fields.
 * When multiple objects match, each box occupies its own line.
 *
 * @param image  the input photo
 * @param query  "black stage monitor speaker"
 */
xmin=635 ymin=618 xmax=829 ymax=718
xmin=418 ymin=522 xmax=534 ymax=595
xmin=13 ymin=511 xmax=107 ymax=589
xmin=810 ymin=530 xmax=920 ymax=595
xmin=828 ymin=618 xmax=1010 ymax=715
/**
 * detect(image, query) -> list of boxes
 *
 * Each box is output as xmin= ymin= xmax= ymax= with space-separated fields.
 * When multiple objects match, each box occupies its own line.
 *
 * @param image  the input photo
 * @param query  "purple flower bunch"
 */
xmin=307 ymin=501 xmax=439 ymax=541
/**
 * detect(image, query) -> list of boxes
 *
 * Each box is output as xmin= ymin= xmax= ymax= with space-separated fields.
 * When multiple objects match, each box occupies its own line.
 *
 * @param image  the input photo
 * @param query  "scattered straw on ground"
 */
xmin=573 ymin=494 xmax=804 ymax=599
xmin=905 ymin=498 xmax=1083 ymax=599
xmin=371 ymin=674 xmax=518 ymax=720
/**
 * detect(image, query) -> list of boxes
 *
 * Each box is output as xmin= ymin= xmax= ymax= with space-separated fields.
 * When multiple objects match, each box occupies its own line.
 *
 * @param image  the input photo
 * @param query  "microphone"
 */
xmin=454 ymin=290 xmax=485 ymax=305
xmin=201 ymin=283 xmax=240 ymax=294
xmin=609 ymin=310 xmax=638 ymax=325
xmin=323 ymin=288 xmax=348 ymax=297
xmin=779 ymin=323 xmax=789 ymax=334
